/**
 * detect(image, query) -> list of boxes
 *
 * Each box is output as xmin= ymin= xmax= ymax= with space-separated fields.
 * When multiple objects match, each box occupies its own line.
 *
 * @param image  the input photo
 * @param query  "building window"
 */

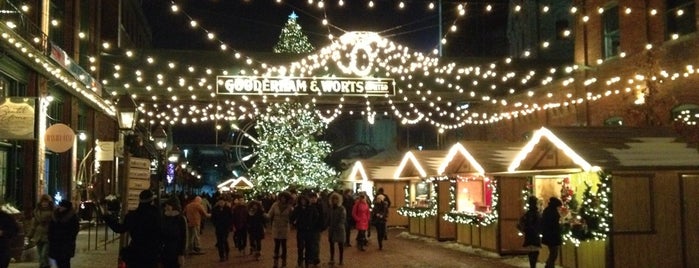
xmin=555 ymin=19 xmax=570 ymax=40
xmin=602 ymin=5 xmax=620 ymax=59
xmin=666 ymin=0 xmax=697 ymax=39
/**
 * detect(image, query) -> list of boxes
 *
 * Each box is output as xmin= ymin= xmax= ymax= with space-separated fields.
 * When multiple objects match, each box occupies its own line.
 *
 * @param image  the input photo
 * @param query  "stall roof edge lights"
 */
xmin=347 ymin=161 xmax=370 ymax=182
xmin=438 ymin=142 xmax=485 ymax=175
xmin=393 ymin=151 xmax=427 ymax=179
xmin=507 ymin=127 xmax=594 ymax=172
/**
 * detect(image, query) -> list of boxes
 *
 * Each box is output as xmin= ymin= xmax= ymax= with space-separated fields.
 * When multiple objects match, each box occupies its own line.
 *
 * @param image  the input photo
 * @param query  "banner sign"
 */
xmin=216 ymin=76 xmax=395 ymax=96
xmin=0 ymin=97 xmax=36 ymax=140
xmin=50 ymin=43 xmax=102 ymax=95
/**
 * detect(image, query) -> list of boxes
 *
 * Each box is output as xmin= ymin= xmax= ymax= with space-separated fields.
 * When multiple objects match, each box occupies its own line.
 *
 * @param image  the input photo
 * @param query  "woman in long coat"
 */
xmin=327 ymin=192 xmax=346 ymax=265
xmin=268 ymin=191 xmax=293 ymax=268
xmin=48 ymin=201 xmax=80 ymax=268
xmin=28 ymin=194 xmax=54 ymax=268
xmin=371 ymin=194 xmax=389 ymax=250
xmin=352 ymin=193 xmax=370 ymax=251
xmin=520 ymin=196 xmax=542 ymax=268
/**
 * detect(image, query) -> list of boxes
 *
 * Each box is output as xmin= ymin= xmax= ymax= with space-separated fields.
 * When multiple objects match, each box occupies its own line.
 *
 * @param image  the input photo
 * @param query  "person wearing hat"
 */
xmin=161 ymin=198 xmax=187 ymax=267
xmin=0 ymin=198 xmax=19 ymax=268
xmin=105 ymin=189 xmax=162 ymax=267
xmin=28 ymin=194 xmax=54 ymax=268
xmin=371 ymin=194 xmax=389 ymax=250
xmin=541 ymin=197 xmax=563 ymax=268
xmin=48 ymin=200 xmax=79 ymax=268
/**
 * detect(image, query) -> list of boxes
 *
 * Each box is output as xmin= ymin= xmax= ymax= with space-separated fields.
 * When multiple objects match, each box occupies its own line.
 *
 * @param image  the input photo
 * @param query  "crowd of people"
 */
xmin=102 ymin=187 xmax=392 ymax=268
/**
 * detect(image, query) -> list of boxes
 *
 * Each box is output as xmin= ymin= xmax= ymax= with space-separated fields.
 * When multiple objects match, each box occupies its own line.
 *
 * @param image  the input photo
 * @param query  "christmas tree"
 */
xmin=249 ymin=103 xmax=337 ymax=193
xmin=273 ymin=11 xmax=315 ymax=53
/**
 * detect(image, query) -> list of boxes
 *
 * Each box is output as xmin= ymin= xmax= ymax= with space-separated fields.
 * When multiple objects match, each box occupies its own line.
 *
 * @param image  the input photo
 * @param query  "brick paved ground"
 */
xmin=10 ymin=222 xmax=532 ymax=268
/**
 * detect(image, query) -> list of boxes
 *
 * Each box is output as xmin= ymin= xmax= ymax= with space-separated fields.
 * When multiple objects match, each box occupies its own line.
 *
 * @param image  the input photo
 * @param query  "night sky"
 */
xmin=141 ymin=0 xmax=509 ymax=57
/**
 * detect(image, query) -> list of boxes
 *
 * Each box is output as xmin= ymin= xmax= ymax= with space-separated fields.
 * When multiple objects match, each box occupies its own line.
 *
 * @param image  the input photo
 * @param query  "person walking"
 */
xmin=541 ymin=197 xmax=563 ymax=268
xmin=47 ymin=200 xmax=80 ymax=268
xmin=160 ymin=198 xmax=187 ymax=268
xmin=327 ymin=192 xmax=346 ymax=266
xmin=105 ymin=190 xmax=162 ymax=268
xmin=291 ymin=194 xmax=320 ymax=268
xmin=211 ymin=195 xmax=233 ymax=261
xmin=28 ymin=194 xmax=54 ymax=268
xmin=352 ymin=193 xmax=370 ymax=251
xmin=199 ymin=194 xmax=212 ymax=234
xmin=375 ymin=188 xmax=391 ymax=241
xmin=0 ymin=198 xmax=19 ymax=268
xmin=341 ymin=189 xmax=354 ymax=247
xmin=247 ymin=200 xmax=266 ymax=261
xmin=308 ymin=192 xmax=326 ymax=267
xmin=268 ymin=191 xmax=293 ymax=268
xmin=371 ymin=194 xmax=389 ymax=250
xmin=519 ymin=196 xmax=542 ymax=268
xmin=231 ymin=195 xmax=249 ymax=256
xmin=184 ymin=196 xmax=210 ymax=254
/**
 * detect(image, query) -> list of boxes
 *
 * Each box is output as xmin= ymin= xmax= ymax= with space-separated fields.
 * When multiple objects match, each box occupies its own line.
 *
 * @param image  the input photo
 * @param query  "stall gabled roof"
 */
xmin=439 ymin=141 xmax=524 ymax=175
xmin=393 ymin=150 xmax=447 ymax=179
xmin=341 ymin=161 xmax=370 ymax=182
xmin=508 ymin=127 xmax=699 ymax=172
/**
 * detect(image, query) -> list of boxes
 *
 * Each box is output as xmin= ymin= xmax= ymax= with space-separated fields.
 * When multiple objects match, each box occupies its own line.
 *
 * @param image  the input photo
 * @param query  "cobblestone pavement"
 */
xmin=11 ymin=222 xmax=530 ymax=268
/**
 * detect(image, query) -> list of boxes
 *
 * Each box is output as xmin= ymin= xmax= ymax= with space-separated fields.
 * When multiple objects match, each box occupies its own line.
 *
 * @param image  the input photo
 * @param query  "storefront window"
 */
xmin=456 ymin=179 xmax=485 ymax=212
xmin=414 ymin=181 xmax=430 ymax=207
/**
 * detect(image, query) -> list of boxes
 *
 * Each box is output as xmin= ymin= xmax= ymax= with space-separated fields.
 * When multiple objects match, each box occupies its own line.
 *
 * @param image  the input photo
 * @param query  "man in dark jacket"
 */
xmin=541 ymin=197 xmax=563 ymax=268
xmin=48 ymin=200 xmax=80 ymax=268
xmin=291 ymin=194 xmax=320 ymax=268
xmin=0 ymin=199 xmax=19 ymax=268
xmin=105 ymin=190 xmax=162 ymax=268
xmin=341 ymin=189 xmax=355 ymax=247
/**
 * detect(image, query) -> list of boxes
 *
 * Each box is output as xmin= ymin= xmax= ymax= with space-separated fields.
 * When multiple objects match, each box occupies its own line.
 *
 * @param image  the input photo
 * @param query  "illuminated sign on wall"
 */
xmin=216 ymin=76 xmax=395 ymax=96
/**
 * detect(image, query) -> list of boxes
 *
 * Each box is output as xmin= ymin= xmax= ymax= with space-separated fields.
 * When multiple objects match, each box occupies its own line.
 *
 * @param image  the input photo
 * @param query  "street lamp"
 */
xmin=116 ymin=94 xmax=138 ymax=131
xmin=152 ymin=125 xmax=167 ymax=150
xmin=167 ymin=146 xmax=181 ymax=193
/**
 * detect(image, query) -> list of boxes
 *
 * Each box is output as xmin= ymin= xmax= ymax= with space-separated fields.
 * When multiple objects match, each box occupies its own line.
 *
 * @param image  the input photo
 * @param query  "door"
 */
xmin=681 ymin=174 xmax=699 ymax=268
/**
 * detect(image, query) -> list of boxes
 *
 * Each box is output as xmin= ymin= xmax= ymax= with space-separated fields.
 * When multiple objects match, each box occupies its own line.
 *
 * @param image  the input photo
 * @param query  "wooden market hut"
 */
xmin=438 ymin=141 xmax=523 ymax=253
xmin=505 ymin=126 xmax=699 ymax=268
xmin=392 ymin=149 xmax=453 ymax=240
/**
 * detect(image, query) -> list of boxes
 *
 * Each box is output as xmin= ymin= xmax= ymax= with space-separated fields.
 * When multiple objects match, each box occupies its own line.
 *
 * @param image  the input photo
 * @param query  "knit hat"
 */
xmin=139 ymin=190 xmax=154 ymax=203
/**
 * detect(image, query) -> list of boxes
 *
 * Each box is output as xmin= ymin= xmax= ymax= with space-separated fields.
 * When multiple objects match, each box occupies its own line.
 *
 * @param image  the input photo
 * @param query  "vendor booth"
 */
xmin=506 ymin=127 xmax=699 ymax=268
xmin=394 ymin=150 xmax=453 ymax=240
xmin=439 ymin=142 xmax=522 ymax=253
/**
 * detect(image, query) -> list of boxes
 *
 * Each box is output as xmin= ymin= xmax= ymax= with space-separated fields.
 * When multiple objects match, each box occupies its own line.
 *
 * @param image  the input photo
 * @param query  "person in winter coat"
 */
xmin=341 ymin=189 xmax=354 ymax=247
xmin=211 ymin=195 xmax=233 ymax=261
xmin=231 ymin=195 xmax=249 ymax=255
xmin=247 ymin=200 xmax=266 ymax=261
xmin=371 ymin=194 xmax=389 ymax=250
xmin=0 ymin=198 xmax=20 ymax=268
xmin=268 ymin=191 xmax=293 ymax=268
xmin=184 ymin=196 xmax=210 ymax=254
xmin=327 ymin=192 xmax=346 ymax=265
xmin=161 ymin=198 xmax=187 ymax=268
xmin=28 ymin=194 xmax=54 ymax=268
xmin=291 ymin=194 xmax=320 ymax=267
xmin=105 ymin=189 xmax=162 ymax=268
xmin=48 ymin=200 xmax=80 ymax=268
xmin=352 ymin=193 xmax=370 ymax=251
xmin=541 ymin=197 xmax=563 ymax=268
xmin=519 ymin=196 xmax=542 ymax=268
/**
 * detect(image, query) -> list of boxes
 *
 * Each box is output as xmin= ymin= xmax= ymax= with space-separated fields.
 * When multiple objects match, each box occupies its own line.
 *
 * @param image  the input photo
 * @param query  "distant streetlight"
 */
xmin=168 ymin=146 xmax=181 ymax=163
xmin=116 ymin=95 xmax=138 ymax=131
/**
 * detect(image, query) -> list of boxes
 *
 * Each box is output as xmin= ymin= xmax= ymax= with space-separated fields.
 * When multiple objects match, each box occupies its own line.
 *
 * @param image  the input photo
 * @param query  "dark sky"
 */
xmin=141 ymin=0 xmax=509 ymax=57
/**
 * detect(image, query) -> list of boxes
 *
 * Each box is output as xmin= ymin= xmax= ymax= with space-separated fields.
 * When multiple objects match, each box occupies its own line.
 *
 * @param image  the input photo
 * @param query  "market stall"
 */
xmin=394 ymin=150 xmax=452 ymax=240
xmin=439 ymin=142 xmax=522 ymax=252
xmin=506 ymin=127 xmax=699 ymax=267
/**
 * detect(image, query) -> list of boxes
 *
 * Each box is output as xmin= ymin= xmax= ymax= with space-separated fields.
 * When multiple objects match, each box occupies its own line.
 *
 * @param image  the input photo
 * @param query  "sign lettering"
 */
xmin=216 ymin=76 xmax=395 ymax=96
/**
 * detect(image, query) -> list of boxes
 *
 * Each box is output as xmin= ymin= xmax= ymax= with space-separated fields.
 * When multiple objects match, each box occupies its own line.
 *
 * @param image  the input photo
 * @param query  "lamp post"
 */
xmin=114 ymin=94 xmax=138 ymax=258
xmin=167 ymin=146 xmax=181 ymax=193
xmin=152 ymin=125 xmax=167 ymax=205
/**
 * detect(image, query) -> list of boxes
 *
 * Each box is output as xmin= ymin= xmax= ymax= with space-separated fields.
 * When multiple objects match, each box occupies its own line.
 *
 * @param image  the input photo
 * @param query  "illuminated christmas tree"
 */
xmin=273 ymin=11 xmax=315 ymax=53
xmin=249 ymin=103 xmax=337 ymax=193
